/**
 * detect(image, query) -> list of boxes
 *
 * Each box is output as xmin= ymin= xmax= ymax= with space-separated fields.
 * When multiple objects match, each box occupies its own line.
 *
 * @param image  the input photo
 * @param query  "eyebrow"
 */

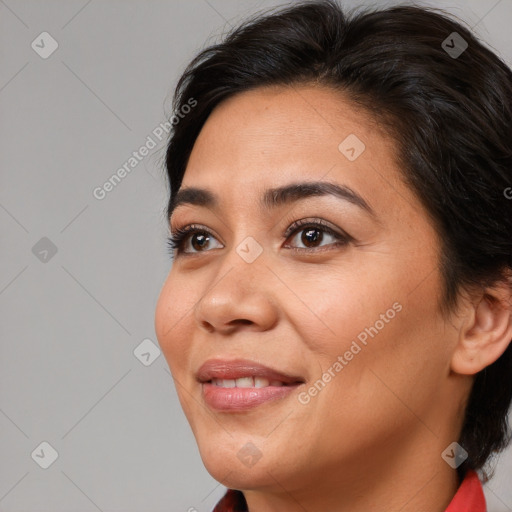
xmin=168 ymin=181 xmax=376 ymax=222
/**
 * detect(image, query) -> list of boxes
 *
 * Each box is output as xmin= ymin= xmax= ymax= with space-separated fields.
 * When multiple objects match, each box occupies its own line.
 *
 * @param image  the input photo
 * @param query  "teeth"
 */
xmin=254 ymin=377 xmax=270 ymax=388
xmin=236 ymin=377 xmax=254 ymax=388
xmin=210 ymin=377 xmax=286 ymax=388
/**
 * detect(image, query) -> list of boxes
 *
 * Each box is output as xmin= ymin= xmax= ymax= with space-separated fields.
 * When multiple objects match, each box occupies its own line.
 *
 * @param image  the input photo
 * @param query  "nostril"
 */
xmin=200 ymin=321 xmax=215 ymax=333
xmin=234 ymin=319 xmax=253 ymax=326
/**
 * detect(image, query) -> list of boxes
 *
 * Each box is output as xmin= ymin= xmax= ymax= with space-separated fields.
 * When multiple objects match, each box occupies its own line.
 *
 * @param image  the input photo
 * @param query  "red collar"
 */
xmin=445 ymin=470 xmax=486 ymax=512
xmin=212 ymin=469 xmax=486 ymax=511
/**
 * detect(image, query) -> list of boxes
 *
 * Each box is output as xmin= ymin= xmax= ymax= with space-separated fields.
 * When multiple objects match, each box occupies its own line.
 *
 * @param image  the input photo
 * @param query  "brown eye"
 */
xmin=190 ymin=233 xmax=211 ymax=251
xmin=301 ymin=227 xmax=323 ymax=248
xmin=167 ymin=225 xmax=223 ymax=256
xmin=285 ymin=221 xmax=348 ymax=252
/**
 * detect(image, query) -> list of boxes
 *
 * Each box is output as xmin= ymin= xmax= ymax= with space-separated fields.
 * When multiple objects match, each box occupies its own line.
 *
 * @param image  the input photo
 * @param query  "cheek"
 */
xmin=284 ymin=259 xmax=403 ymax=357
xmin=154 ymin=272 xmax=197 ymax=372
xmin=328 ymin=270 xmax=449 ymax=426
xmin=290 ymin=253 xmax=448 ymax=401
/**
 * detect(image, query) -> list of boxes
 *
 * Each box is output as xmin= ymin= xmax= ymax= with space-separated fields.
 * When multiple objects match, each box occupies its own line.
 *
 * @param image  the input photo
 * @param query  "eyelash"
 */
xmin=166 ymin=218 xmax=351 ymax=258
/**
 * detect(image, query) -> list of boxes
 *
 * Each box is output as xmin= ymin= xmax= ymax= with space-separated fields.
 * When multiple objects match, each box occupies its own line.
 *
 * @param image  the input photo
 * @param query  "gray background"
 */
xmin=1 ymin=0 xmax=511 ymax=510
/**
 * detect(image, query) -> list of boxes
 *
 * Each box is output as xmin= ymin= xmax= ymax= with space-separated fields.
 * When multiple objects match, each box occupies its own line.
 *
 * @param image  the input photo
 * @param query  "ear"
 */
xmin=451 ymin=278 xmax=512 ymax=375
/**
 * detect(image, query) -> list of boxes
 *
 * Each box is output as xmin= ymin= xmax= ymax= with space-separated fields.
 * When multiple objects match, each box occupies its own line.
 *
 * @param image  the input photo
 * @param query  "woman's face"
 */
xmin=154 ymin=85 xmax=466 ymax=496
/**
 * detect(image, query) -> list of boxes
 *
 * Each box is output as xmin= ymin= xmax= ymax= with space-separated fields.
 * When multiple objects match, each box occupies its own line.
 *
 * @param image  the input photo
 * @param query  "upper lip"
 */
xmin=196 ymin=358 xmax=305 ymax=384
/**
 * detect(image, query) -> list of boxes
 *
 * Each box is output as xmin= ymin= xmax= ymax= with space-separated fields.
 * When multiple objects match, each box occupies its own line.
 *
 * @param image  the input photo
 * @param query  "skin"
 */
xmin=154 ymin=84 xmax=512 ymax=512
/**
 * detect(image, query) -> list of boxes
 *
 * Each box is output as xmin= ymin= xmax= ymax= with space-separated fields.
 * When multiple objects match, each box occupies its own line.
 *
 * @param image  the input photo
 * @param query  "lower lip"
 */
xmin=202 ymin=382 xmax=300 ymax=411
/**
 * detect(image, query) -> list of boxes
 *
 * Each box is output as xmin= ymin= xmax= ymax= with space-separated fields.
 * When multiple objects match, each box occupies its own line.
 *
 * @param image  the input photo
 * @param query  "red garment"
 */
xmin=445 ymin=470 xmax=486 ymax=512
xmin=212 ymin=469 xmax=486 ymax=511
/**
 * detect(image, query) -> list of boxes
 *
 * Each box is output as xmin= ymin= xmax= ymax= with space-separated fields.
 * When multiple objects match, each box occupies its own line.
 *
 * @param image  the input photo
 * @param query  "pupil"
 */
xmin=192 ymin=233 xmax=209 ymax=251
xmin=302 ymin=228 xmax=322 ymax=247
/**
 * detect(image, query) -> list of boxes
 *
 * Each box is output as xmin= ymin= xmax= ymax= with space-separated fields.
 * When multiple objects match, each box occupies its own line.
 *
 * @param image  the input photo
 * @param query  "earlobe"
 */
xmin=450 ymin=285 xmax=512 ymax=376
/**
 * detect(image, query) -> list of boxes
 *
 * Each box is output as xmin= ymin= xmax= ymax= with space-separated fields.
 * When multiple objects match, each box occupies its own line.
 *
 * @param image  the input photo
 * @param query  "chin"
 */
xmin=195 ymin=431 xmax=278 ymax=487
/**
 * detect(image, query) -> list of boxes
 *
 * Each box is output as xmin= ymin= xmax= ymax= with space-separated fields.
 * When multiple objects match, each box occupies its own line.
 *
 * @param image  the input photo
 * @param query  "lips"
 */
xmin=196 ymin=358 xmax=305 ymax=386
xmin=196 ymin=358 xmax=306 ymax=411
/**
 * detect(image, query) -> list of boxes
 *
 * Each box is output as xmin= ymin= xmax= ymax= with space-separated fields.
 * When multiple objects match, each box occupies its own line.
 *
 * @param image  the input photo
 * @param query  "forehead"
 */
xmin=177 ymin=84 xmax=412 ymax=220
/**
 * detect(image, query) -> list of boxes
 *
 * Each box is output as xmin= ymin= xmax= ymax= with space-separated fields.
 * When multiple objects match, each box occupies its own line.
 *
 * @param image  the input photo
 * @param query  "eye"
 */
xmin=283 ymin=218 xmax=350 ymax=252
xmin=167 ymin=224 xmax=222 ymax=257
xmin=167 ymin=218 xmax=351 ymax=258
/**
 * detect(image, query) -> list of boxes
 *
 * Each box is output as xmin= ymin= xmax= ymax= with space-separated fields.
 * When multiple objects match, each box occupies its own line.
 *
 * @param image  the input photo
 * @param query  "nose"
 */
xmin=193 ymin=251 xmax=279 ymax=335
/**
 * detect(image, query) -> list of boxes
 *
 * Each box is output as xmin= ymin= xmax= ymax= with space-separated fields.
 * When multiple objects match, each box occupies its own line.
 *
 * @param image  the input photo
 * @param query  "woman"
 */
xmin=154 ymin=1 xmax=512 ymax=510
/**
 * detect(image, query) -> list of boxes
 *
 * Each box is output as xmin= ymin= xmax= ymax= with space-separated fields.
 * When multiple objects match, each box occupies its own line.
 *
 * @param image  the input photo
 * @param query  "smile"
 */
xmin=210 ymin=377 xmax=292 ymax=388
